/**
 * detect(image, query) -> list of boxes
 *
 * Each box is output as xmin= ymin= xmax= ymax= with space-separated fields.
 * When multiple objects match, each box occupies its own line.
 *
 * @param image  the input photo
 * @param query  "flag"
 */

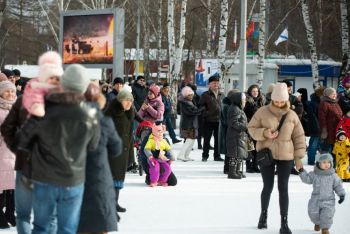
xmin=274 ymin=28 xmax=288 ymax=46
xmin=246 ymin=21 xmax=254 ymax=38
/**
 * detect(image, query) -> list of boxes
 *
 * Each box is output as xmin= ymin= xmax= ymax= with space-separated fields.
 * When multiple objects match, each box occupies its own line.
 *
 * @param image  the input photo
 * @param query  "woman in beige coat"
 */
xmin=247 ymin=82 xmax=306 ymax=234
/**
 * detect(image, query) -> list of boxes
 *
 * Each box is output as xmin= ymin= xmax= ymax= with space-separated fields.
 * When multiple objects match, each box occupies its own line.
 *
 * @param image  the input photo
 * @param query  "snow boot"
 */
xmin=321 ymin=229 xmax=329 ymax=234
xmin=236 ymin=161 xmax=245 ymax=178
xmin=279 ymin=215 xmax=292 ymax=234
xmin=4 ymin=190 xmax=16 ymax=227
xmin=228 ymin=163 xmax=241 ymax=179
xmin=257 ymin=210 xmax=267 ymax=229
xmin=314 ymin=224 xmax=320 ymax=231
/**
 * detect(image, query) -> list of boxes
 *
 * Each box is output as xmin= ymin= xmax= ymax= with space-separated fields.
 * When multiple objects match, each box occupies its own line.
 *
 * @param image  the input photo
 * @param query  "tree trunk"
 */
xmin=174 ymin=0 xmax=187 ymax=81
xmin=206 ymin=0 xmax=212 ymax=56
xmin=301 ymin=0 xmax=320 ymax=89
xmin=256 ymin=0 xmax=266 ymax=87
xmin=0 ymin=0 xmax=6 ymax=28
xmin=143 ymin=0 xmax=150 ymax=79
xmin=167 ymin=0 xmax=176 ymax=83
xmin=340 ymin=0 xmax=350 ymax=71
xmin=157 ymin=0 xmax=163 ymax=81
xmin=218 ymin=0 xmax=229 ymax=92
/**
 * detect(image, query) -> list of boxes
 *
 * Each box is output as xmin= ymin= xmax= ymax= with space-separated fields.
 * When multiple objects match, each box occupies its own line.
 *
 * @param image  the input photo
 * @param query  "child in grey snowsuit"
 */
xmin=299 ymin=153 xmax=346 ymax=234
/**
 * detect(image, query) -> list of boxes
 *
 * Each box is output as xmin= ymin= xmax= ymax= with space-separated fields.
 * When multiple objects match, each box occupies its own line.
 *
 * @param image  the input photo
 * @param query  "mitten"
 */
xmin=320 ymin=128 xmax=328 ymax=139
xmin=298 ymin=167 xmax=304 ymax=173
xmin=338 ymin=195 xmax=345 ymax=204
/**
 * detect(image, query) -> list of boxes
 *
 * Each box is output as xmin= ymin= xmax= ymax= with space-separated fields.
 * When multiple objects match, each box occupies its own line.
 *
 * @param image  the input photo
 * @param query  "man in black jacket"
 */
xmin=18 ymin=64 xmax=100 ymax=234
xmin=132 ymin=76 xmax=147 ymax=111
xmin=199 ymin=74 xmax=223 ymax=161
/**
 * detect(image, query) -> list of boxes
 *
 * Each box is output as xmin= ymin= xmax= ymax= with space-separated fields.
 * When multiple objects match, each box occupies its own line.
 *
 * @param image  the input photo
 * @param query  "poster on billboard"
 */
xmin=59 ymin=8 xmax=124 ymax=77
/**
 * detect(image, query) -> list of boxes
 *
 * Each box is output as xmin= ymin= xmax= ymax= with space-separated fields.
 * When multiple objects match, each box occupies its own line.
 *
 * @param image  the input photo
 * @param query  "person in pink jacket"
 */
xmin=0 ymin=81 xmax=17 ymax=228
xmin=22 ymin=51 xmax=63 ymax=117
xmin=137 ymin=84 xmax=165 ymax=123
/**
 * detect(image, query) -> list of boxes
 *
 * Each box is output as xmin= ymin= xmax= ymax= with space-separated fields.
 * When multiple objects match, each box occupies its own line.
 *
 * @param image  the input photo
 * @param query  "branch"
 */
xmin=38 ymin=0 xmax=59 ymax=44
xmin=199 ymin=0 xmax=213 ymax=13
xmin=265 ymin=0 xmax=301 ymax=48
xmin=64 ymin=0 xmax=72 ymax=11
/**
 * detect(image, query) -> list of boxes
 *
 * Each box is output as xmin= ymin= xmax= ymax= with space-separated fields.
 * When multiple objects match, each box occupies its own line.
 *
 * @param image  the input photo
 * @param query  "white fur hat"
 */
xmin=181 ymin=86 xmax=194 ymax=97
xmin=38 ymin=51 xmax=64 ymax=82
xmin=271 ymin=83 xmax=289 ymax=101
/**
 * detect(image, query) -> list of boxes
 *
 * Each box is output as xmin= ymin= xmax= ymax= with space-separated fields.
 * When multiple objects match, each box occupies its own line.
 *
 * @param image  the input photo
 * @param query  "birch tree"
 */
xmin=256 ymin=0 xmax=266 ymax=87
xmin=217 ymin=0 xmax=228 ymax=91
xmin=157 ymin=0 xmax=163 ymax=80
xmin=143 ymin=0 xmax=150 ymax=79
xmin=0 ymin=0 xmax=6 ymax=28
xmin=340 ymin=0 xmax=350 ymax=72
xmin=173 ymin=0 xmax=187 ymax=81
xmin=301 ymin=0 xmax=320 ymax=89
xmin=167 ymin=0 xmax=176 ymax=82
xmin=206 ymin=0 xmax=212 ymax=56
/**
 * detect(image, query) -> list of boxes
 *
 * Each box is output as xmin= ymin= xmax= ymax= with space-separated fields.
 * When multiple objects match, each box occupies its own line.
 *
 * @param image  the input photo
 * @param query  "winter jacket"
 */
xmin=132 ymin=82 xmax=147 ymax=111
xmin=17 ymin=91 xmax=100 ymax=187
xmin=137 ymin=94 xmax=165 ymax=122
xmin=299 ymin=167 xmax=345 ymax=229
xmin=247 ymin=102 xmax=306 ymax=162
xmin=105 ymin=89 xmax=118 ymax=108
xmin=338 ymin=94 xmax=350 ymax=115
xmin=226 ymin=92 xmax=248 ymax=159
xmin=78 ymin=113 xmax=122 ymax=233
xmin=318 ymin=97 xmax=343 ymax=144
xmin=244 ymin=93 xmax=265 ymax=122
xmin=332 ymin=138 xmax=350 ymax=180
xmin=105 ymin=98 xmax=135 ymax=181
xmin=144 ymin=134 xmax=174 ymax=161
xmin=161 ymin=94 xmax=173 ymax=118
xmin=336 ymin=116 xmax=350 ymax=139
xmin=179 ymin=96 xmax=203 ymax=139
xmin=199 ymin=88 xmax=222 ymax=123
xmin=0 ymin=101 xmax=16 ymax=192
xmin=304 ymin=93 xmax=321 ymax=137
xmin=0 ymin=96 xmax=30 ymax=176
xmin=220 ymin=96 xmax=231 ymax=154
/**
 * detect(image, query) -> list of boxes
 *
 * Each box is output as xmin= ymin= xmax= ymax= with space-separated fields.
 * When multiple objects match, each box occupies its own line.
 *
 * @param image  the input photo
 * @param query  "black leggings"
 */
xmin=260 ymin=160 xmax=293 ymax=216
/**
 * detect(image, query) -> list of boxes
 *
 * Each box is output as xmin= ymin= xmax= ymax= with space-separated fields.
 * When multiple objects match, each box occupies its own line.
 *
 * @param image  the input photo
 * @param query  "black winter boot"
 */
xmin=279 ymin=215 xmax=292 ymax=234
xmin=4 ymin=190 xmax=16 ymax=227
xmin=257 ymin=210 xmax=267 ymax=229
xmin=228 ymin=161 xmax=241 ymax=179
xmin=0 ymin=194 xmax=9 ymax=229
xmin=236 ymin=161 xmax=245 ymax=178
xmin=115 ymin=189 xmax=126 ymax=213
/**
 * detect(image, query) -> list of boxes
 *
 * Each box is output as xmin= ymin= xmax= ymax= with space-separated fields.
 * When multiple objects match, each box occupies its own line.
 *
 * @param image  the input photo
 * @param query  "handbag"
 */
xmin=256 ymin=113 xmax=288 ymax=167
xmin=246 ymin=136 xmax=255 ymax=152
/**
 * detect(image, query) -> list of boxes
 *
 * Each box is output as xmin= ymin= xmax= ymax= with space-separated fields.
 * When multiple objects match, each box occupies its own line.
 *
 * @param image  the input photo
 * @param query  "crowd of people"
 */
xmin=0 ymin=50 xmax=347 ymax=234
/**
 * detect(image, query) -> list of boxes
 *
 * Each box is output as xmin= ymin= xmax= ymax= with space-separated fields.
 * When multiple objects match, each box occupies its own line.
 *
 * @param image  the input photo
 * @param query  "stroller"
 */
xmin=134 ymin=120 xmax=154 ymax=176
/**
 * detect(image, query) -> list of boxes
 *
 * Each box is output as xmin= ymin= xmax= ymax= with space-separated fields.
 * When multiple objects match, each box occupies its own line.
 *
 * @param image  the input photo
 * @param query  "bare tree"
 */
xmin=256 ymin=0 xmax=266 ymax=86
xmin=0 ymin=0 xmax=6 ymax=28
xmin=157 ymin=0 xmax=163 ymax=80
xmin=167 ymin=0 xmax=176 ymax=81
xmin=174 ymin=0 xmax=188 ymax=80
xmin=301 ymin=0 xmax=320 ymax=89
xmin=143 ymin=0 xmax=150 ymax=78
xmin=340 ymin=0 xmax=350 ymax=71
xmin=206 ymin=0 xmax=212 ymax=56
xmin=217 ymin=0 xmax=228 ymax=91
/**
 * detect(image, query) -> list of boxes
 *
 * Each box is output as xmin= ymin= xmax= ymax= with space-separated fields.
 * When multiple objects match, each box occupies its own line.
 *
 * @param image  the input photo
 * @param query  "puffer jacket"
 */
xmin=247 ymin=102 xmax=306 ymax=162
xmin=137 ymin=94 xmax=164 ymax=122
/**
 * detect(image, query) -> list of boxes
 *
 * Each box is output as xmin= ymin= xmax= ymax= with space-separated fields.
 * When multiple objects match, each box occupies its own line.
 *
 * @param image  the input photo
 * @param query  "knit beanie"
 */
xmin=61 ymin=64 xmax=90 ymax=93
xmin=336 ymin=127 xmax=347 ymax=140
xmin=38 ymin=51 xmax=64 ymax=83
xmin=323 ymin=87 xmax=336 ymax=97
xmin=117 ymin=90 xmax=134 ymax=102
xmin=271 ymin=83 xmax=289 ymax=101
xmin=0 ymin=73 xmax=7 ymax=82
xmin=342 ymin=74 xmax=350 ymax=86
xmin=181 ymin=86 xmax=194 ymax=97
xmin=149 ymin=85 xmax=160 ymax=96
xmin=122 ymin=84 xmax=132 ymax=93
xmin=0 ymin=80 xmax=16 ymax=96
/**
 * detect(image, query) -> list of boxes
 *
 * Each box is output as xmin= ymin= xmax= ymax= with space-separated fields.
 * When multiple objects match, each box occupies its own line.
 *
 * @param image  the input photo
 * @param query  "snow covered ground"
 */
xmin=1 ymin=139 xmax=349 ymax=234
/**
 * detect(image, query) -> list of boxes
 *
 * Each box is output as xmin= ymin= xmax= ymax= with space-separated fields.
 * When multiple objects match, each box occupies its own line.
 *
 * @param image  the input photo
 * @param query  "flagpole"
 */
xmin=240 ymin=0 xmax=247 ymax=92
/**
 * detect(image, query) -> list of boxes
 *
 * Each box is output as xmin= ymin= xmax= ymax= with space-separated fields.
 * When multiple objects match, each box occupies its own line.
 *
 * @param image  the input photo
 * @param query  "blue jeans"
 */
xmin=15 ymin=172 xmax=57 ymax=234
xmin=307 ymin=136 xmax=320 ymax=165
xmin=32 ymin=182 xmax=84 ymax=234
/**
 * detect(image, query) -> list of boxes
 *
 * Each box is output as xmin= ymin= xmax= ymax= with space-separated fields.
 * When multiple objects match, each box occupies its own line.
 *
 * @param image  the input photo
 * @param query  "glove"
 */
xmin=338 ymin=195 xmax=345 ymax=204
xmin=320 ymin=128 xmax=328 ymax=139
xmin=298 ymin=167 xmax=304 ymax=173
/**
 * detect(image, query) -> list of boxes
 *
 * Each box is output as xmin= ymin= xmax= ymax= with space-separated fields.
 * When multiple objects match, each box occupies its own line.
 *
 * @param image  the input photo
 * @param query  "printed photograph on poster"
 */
xmin=62 ymin=14 xmax=114 ymax=64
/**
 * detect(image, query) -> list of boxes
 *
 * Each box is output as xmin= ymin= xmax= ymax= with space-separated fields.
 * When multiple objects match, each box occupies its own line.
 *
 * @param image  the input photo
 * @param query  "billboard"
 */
xmin=59 ymin=8 xmax=124 ymax=77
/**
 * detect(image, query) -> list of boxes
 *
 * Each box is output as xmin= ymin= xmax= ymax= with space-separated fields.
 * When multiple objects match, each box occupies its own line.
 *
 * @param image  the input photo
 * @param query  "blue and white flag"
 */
xmin=274 ymin=28 xmax=288 ymax=46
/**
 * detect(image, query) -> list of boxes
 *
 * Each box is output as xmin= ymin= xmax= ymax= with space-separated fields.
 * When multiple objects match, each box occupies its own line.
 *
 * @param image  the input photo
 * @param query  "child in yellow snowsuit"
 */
xmin=332 ymin=128 xmax=350 ymax=182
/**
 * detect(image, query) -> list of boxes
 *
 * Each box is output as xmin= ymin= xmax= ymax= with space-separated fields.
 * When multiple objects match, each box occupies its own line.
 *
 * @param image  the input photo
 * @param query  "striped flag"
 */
xmin=274 ymin=28 xmax=288 ymax=46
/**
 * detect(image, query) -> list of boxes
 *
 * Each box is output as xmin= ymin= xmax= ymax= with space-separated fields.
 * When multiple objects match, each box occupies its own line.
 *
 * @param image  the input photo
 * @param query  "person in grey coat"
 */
xmin=299 ymin=153 xmax=345 ymax=234
xmin=226 ymin=91 xmax=248 ymax=179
